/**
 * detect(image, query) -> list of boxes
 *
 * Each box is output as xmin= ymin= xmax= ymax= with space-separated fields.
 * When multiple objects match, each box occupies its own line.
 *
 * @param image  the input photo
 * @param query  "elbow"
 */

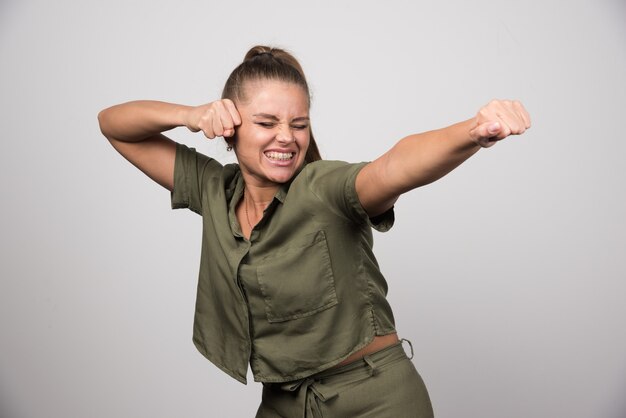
xmin=97 ymin=109 xmax=107 ymax=136
xmin=97 ymin=108 xmax=113 ymax=140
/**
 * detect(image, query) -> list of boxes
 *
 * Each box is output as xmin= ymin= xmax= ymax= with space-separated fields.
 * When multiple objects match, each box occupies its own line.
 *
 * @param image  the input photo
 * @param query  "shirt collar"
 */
xmin=226 ymin=164 xmax=301 ymax=237
xmin=227 ymin=163 xmax=302 ymax=204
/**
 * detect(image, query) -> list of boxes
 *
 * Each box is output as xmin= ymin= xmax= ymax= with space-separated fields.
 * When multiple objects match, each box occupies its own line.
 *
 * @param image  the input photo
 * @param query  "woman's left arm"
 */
xmin=356 ymin=100 xmax=531 ymax=217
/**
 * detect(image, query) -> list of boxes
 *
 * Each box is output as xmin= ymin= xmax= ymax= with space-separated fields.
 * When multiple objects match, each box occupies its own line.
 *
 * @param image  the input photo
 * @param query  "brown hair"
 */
xmin=221 ymin=45 xmax=321 ymax=164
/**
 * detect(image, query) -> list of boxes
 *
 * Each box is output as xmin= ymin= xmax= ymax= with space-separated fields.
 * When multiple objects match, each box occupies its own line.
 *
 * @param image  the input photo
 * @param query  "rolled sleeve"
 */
xmin=171 ymin=143 xmax=221 ymax=215
xmin=345 ymin=162 xmax=394 ymax=232
xmin=306 ymin=161 xmax=395 ymax=232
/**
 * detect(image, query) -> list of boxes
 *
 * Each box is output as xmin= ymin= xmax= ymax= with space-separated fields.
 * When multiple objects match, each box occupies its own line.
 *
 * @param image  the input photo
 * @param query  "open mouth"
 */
xmin=264 ymin=151 xmax=295 ymax=161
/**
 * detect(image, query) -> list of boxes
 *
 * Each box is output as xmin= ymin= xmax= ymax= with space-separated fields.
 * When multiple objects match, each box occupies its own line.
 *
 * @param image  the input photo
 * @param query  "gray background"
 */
xmin=1 ymin=0 xmax=625 ymax=417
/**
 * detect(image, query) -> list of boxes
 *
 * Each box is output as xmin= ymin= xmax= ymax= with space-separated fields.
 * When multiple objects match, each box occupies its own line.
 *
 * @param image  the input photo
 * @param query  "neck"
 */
xmin=241 ymin=175 xmax=279 ymax=207
xmin=243 ymin=181 xmax=276 ymax=225
xmin=243 ymin=184 xmax=273 ymax=232
xmin=244 ymin=186 xmax=273 ymax=209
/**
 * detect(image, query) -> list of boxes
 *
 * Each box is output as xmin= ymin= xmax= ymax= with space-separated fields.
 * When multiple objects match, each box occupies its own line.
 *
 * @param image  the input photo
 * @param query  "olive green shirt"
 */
xmin=171 ymin=143 xmax=397 ymax=384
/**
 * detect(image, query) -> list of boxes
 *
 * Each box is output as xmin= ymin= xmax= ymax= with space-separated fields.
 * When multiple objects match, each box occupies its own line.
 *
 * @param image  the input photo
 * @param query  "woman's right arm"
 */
xmin=98 ymin=100 xmax=240 ymax=191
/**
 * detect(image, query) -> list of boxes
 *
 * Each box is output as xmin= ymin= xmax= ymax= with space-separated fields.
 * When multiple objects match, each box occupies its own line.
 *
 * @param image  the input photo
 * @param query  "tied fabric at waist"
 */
xmin=270 ymin=339 xmax=414 ymax=418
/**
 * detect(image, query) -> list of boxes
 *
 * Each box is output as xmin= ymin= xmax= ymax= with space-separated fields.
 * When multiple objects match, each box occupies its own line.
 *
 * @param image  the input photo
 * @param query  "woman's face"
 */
xmin=233 ymin=80 xmax=310 ymax=188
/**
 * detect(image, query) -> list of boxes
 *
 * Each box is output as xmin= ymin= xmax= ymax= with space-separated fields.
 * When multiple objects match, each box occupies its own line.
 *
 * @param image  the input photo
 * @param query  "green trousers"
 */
xmin=255 ymin=341 xmax=434 ymax=418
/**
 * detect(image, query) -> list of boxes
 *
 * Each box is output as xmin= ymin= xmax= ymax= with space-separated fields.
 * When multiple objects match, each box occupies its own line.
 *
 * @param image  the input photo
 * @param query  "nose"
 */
xmin=276 ymin=124 xmax=295 ymax=144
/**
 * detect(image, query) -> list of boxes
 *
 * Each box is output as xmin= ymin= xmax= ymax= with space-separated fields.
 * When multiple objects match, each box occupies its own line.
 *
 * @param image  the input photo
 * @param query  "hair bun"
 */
xmin=244 ymin=46 xmax=274 ymax=61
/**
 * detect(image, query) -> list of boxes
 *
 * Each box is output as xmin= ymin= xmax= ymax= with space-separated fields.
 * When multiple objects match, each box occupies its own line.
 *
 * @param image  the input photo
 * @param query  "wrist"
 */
xmin=173 ymin=104 xmax=193 ymax=129
xmin=451 ymin=118 xmax=483 ymax=150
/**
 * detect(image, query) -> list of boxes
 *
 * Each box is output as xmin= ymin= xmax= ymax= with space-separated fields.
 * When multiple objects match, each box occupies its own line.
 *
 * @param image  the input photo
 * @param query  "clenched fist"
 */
xmin=185 ymin=99 xmax=242 ymax=139
xmin=469 ymin=100 xmax=531 ymax=148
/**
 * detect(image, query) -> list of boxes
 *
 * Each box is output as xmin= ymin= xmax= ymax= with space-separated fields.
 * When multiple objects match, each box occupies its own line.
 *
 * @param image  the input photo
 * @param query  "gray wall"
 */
xmin=1 ymin=0 xmax=625 ymax=417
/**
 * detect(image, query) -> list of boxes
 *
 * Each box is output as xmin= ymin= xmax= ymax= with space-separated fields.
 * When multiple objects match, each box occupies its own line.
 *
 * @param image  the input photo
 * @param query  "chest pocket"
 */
xmin=256 ymin=230 xmax=338 ymax=323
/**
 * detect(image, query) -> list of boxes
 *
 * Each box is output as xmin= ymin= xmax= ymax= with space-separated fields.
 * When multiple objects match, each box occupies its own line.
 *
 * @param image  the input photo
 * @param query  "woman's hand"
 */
xmin=356 ymin=99 xmax=532 ymax=217
xmin=185 ymin=99 xmax=242 ymax=139
xmin=469 ymin=100 xmax=531 ymax=148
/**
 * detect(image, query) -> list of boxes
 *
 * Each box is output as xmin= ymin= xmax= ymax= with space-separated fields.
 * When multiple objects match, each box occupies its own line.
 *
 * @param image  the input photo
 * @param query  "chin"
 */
xmin=267 ymin=171 xmax=297 ymax=184
xmin=263 ymin=161 xmax=304 ymax=184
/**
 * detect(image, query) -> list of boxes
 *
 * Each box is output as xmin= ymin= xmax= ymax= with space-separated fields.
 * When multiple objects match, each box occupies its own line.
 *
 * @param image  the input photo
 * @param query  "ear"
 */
xmin=225 ymin=132 xmax=237 ymax=150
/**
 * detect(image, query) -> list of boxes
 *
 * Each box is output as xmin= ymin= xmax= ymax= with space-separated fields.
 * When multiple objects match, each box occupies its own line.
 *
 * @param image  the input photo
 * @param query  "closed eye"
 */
xmin=255 ymin=122 xmax=308 ymax=130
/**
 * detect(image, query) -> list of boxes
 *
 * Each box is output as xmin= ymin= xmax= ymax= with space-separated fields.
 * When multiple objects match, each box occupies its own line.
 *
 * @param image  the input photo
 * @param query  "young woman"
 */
xmin=98 ymin=46 xmax=530 ymax=417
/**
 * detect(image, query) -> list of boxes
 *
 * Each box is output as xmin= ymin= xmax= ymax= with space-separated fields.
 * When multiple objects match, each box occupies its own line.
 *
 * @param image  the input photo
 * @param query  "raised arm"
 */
xmin=356 ymin=100 xmax=531 ymax=216
xmin=98 ymin=99 xmax=240 ymax=191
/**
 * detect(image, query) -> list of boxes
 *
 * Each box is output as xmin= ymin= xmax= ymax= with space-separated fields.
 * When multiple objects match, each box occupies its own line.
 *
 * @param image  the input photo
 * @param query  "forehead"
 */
xmin=239 ymin=80 xmax=309 ymax=115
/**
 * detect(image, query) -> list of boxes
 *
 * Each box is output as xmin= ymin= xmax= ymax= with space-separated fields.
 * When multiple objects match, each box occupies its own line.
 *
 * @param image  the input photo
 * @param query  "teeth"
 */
xmin=265 ymin=152 xmax=294 ymax=161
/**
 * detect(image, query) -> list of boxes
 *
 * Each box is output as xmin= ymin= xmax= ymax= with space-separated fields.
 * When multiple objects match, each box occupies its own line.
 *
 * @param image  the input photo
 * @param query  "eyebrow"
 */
xmin=252 ymin=113 xmax=310 ymax=122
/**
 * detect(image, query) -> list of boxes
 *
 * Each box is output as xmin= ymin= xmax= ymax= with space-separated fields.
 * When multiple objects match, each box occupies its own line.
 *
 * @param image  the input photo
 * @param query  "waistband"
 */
xmin=265 ymin=339 xmax=414 ymax=418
